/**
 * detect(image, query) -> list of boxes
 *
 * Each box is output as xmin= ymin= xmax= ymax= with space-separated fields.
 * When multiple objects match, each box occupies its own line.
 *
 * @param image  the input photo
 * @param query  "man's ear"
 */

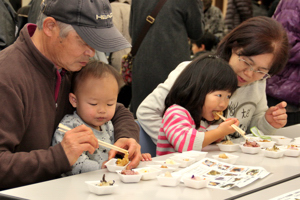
xmin=69 ymin=93 xmax=77 ymax=108
xmin=200 ymin=44 xmax=206 ymax=51
xmin=43 ymin=17 xmax=58 ymax=37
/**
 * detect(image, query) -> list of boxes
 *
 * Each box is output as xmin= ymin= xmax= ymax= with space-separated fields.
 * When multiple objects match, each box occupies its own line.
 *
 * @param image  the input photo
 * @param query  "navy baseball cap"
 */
xmin=41 ymin=0 xmax=131 ymax=52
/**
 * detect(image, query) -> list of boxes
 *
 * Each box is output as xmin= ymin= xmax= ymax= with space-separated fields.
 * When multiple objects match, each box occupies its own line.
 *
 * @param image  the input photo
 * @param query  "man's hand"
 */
xmin=265 ymin=101 xmax=287 ymax=128
xmin=107 ymin=138 xmax=141 ymax=170
xmin=60 ymin=125 xmax=99 ymax=166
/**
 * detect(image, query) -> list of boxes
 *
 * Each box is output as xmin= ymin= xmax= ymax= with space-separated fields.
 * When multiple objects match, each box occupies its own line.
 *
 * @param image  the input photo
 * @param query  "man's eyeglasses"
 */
xmin=237 ymin=53 xmax=271 ymax=80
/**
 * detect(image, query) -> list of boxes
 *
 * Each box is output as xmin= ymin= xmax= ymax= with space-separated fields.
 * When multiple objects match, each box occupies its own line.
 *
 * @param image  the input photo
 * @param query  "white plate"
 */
xmin=136 ymin=167 xmax=161 ymax=180
xmin=157 ymin=173 xmax=181 ymax=187
xmin=180 ymin=151 xmax=208 ymax=161
xmin=85 ymin=181 xmax=118 ymax=195
xmin=266 ymin=136 xmax=292 ymax=145
xmin=211 ymin=153 xmax=239 ymax=164
xmin=239 ymin=145 xmax=261 ymax=154
xmin=257 ymin=140 xmax=276 ymax=148
xmin=104 ymin=158 xmax=128 ymax=172
xmin=262 ymin=149 xmax=285 ymax=158
xmin=153 ymin=160 xmax=181 ymax=169
xmin=216 ymin=143 xmax=239 ymax=152
xmin=275 ymin=137 xmax=293 ymax=146
xmin=283 ymin=145 xmax=300 ymax=157
xmin=146 ymin=165 xmax=176 ymax=173
xmin=182 ymin=175 xmax=209 ymax=189
xmin=293 ymin=137 xmax=300 ymax=144
xmin=169 ymin=155 xmax=196 ymax=168
xmin=116 ymin=169 xmax=142 ymax=183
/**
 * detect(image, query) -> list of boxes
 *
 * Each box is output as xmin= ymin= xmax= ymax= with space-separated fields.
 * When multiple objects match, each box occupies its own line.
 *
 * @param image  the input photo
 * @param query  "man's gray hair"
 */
xmin=36 ymin=13 xmax=74 ymax=38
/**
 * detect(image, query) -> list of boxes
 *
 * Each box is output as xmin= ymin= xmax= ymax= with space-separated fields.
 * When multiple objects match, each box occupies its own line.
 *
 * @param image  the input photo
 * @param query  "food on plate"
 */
xmin=191 ymin=175 xmax=204 ymax=181
xmin=120 ymin=169 xmax=139 ymax=175
xmin=243 ymin=140 xmax=260 ymax=147
xmin=287 ymin=145 xmax=298 ymax=150
xmin=116 ymin=154 xmax=129 ymax=166
xmin=218 ymin=153 xmax=228 ymax=159
xmin=213 ymin=111 xmax=223 ymax=120
xmin=160 ymin=165 xmax=168 ymax=168
xmin=97 ymin=174 xmax=115 ymax=186
xmin=164 ymin=171 xmax=173 ymax=177
xmin=165 ymin=159 xmax=176 ymax=165
xmin=259 ymin=139 xmax=271 ymax=142
xmin=222 ymin=140 xmax=234 ymax=145
xmin=183 ymin=158 xmax=190 ymax=161
xmin=138 ymin=169 xmax=152 ymax=173
xmin=266 ymin=145 xmax=280 ymax=152
xmin=208 ymin=170 xmax=220 ymax=175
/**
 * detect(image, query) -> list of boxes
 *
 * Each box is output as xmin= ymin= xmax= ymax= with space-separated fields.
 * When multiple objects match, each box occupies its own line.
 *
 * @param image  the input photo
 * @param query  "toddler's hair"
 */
xmin=190 ymin=31 xmax=217 ymax=51
xmin=164 ymin=53 xmax=238 ymax=128
xmin=72 ymin=60 xmax=123 ymax=93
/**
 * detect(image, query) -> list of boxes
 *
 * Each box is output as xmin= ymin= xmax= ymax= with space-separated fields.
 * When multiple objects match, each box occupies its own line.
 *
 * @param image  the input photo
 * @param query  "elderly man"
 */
xmin=0 ymin=0 xmax=140 ymax=190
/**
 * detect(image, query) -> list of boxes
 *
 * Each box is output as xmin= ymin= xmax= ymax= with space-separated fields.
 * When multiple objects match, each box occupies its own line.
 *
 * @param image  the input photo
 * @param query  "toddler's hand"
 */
xmin=141 ymin=153 xmax=152 ymax=161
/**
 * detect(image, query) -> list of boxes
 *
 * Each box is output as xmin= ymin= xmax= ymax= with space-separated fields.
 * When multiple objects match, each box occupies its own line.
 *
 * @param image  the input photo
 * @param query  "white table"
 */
xmin=1 ymin=140 xmax=300 ymax=200
xmin=0 ymin=125 xmax=300 ymax=200
xmin=234 ymin=177 xmax=300 ymax=200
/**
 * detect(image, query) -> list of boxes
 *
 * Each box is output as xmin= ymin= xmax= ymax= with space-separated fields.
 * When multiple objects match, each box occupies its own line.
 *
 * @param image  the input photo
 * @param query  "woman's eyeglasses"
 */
xmin=237 ymin=53 xmax=271 ymax=80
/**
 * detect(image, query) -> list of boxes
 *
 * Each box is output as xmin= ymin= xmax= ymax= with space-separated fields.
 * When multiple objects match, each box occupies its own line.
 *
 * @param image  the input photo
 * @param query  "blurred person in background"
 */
xmin=266 ymin=0 xmax=300 ymax=126
xmin=202 ymin=0 xmax=225 ymax=43
xmin=224 ymin=0 xmax=252 ymax=34
xmin=129 ymin=0 xmax=204 ymax=117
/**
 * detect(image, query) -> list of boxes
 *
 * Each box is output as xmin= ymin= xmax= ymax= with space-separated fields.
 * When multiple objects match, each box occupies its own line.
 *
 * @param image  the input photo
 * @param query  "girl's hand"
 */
xmin=141 ymin=153 xmax=152 ymax=161
xmin=215 ymin=137 xmax=225 ymax=143
xmin=218 ymin=118 xmax=239 ymax=135
xmin=265 ymin=101 xmax=287 ymax=128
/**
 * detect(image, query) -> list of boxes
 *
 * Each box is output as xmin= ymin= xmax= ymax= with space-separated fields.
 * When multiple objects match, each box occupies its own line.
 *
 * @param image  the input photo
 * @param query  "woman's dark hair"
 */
xmin=164 ymin=53 xmax=238 ymax=129
xmin=72 ymin=60 xmax=123 ymax=93
xmin=217 ymin=16 xmax=289 ymax=76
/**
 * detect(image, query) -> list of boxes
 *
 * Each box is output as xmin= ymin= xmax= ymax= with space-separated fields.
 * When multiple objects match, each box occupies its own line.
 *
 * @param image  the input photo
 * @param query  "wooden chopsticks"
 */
xmin=216 ymin=113 xmax=248 ymax=140
xmin=58 ymin=123 xmax=129 ymax=155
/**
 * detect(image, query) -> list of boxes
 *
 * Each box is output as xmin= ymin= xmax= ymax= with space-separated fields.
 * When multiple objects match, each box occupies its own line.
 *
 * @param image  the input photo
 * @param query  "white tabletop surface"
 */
xmin=2 ymin=134 xmax=300 ymax=200
xmin=235 ymin=177 xmax=300 ymax=200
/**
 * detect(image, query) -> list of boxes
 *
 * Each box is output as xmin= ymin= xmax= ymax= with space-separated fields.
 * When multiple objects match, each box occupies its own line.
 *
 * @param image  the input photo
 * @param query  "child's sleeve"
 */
xmin=162 ymin=105 xmax=205 ymax=152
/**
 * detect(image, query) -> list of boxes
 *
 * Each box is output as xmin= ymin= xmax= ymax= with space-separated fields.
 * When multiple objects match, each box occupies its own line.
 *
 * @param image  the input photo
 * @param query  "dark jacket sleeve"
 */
xmin=112 ymin=103 xmax=140 ymax=142
xmin=0 ymin=0 xmax=17 ymax=50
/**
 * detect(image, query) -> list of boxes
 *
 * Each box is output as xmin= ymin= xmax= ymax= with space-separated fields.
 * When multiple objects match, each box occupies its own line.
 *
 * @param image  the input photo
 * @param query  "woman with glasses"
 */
xmin=137 ymin=16 xmax=289 ymax=143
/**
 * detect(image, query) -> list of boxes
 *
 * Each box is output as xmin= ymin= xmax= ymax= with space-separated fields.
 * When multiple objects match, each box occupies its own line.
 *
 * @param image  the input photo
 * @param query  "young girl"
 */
xmin=157 ymin=54 xmax=239 ymax=156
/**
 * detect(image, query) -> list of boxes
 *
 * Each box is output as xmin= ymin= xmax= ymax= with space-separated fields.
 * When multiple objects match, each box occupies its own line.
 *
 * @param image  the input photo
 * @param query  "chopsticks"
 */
xmin=58 ymin=123 xmax=129 ymax=155
xmin=216 ymin=113 xmax=248 ymax=140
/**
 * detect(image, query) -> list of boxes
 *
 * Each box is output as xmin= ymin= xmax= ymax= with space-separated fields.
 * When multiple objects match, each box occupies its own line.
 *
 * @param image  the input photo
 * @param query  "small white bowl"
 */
xmin=262 ymin=149 xmax=285 ymax=158
xmin=284 ymin=149 xmax=300 ymax=157
xmin=104 ymin=158 xmax=128 ymax=172
xmin=257 ymin=140 xmax=276 ymax=148
xmin=85 ymin=181 xmax=118 ymax=195
xmin=146 ymin=165 xmax=176 ymax=173
xmin=136 ymin=167 xmax=161 ymax=180
xmin=169 ymin=156 xmax=196 ymax=168
xmin=239 ymin=145 xmax=261 ymax=154
xmin=211 ymin=153 xmax=239 ymax=164
xmin=293 ymin=137 xmax=300 ymax=144
xmin=183 ymin=175 xmax=209 ymax=189
xmin=217 ymin=143 xmax=239 ymax=152
xmin=283 ymin=145 xmax=300 ymax=157
xmin=180 ymin=151 xmax=208 ymax=161
xmin=153 ymin=160 xmax=181 ymax=169
xmin=156 ymin=173 xmax=181 ymax=187
xmin=116 ymin=169 xmax=142 ymax=183
xmin=275 ymin=137 xmax=293 ymax=146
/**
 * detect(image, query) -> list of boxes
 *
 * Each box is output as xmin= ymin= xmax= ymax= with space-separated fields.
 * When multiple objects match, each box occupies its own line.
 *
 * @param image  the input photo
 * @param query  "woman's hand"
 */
xmin=265 ymin=101 xmax=287 ymax=128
